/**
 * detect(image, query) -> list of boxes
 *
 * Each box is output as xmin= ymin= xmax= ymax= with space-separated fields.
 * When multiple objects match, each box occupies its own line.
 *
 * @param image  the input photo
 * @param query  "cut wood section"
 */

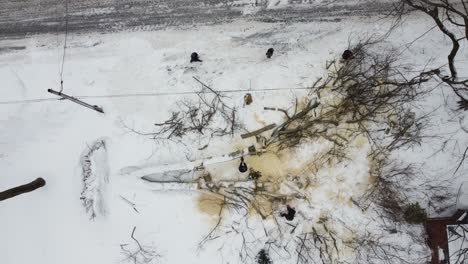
xmin=0 ymin=177 xmax=46 ymax=201
xmin=240 ymin=123 xmax=276 ymax=139
xmin=47 ymin=89 xmax=104 ymax=113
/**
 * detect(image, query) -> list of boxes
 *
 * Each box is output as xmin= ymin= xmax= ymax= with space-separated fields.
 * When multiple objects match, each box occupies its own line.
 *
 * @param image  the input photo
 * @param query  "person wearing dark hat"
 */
xmin=266 ymin=48 xmax=274 ymax=59
xmin=239 ymin=157 xmax=248 ymax=173
xmin=280 ymin=205 xmax=296 ymax=221
xmin=342 ymin=49 xmax=354 ymax=61
xmin=191 ymin=52 xmax=202 ymax=63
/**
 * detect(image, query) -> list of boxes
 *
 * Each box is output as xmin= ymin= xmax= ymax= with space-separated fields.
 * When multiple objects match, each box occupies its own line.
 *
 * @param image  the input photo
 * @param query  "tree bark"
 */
xmin=0 ymin=177 xmax=46 ymax=201
xmin=240 ymin=123 xmax=276 ymax=139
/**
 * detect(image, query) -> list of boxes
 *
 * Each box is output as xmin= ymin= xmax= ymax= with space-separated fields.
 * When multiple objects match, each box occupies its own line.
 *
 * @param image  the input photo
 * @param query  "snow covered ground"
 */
xmin=0 ymin=0 xmax=394 ymax=37
xmin=0 ymin=10 xmax=467 ymax=264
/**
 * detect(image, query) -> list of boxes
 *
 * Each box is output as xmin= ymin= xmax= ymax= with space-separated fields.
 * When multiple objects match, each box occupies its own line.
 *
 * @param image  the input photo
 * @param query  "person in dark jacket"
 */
xmin=280 ymin=205 xmax=296 ymax=221
xmin=342 ymin=49 xmax=354 ymax=61
xmin=266 ymin=48 xmax=274 ymax=59
xmin=244 ymin=93 xmax=253 ymax=106
xmin=239 ymin=157 xmax=248 ymax=173
xmin=191 ymin=52 xmax=202 ymax=63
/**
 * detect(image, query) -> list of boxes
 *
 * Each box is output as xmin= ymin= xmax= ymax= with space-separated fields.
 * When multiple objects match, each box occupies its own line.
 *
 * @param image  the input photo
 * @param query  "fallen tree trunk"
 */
xmin=240 ymin=123 xmax=276 ymax=139
xmin=0 ymin=177 xmax=46 ymax=201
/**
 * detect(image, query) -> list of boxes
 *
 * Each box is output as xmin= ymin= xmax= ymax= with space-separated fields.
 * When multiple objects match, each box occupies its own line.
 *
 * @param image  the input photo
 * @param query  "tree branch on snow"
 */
xmin=396 ymin=0 xmax=468 ymax=109
xmin=120 ymin=195 xmax=140 ymax=213
xmin=448 ymin=224 xmax=468 ymax=264
xmin=361 ymin=158 xmax=414 ymax=222
xmin=197 ymin=182 xmax=305 ymax=253
xmin=197 ymin=186 xmax=269 ymax=250
xmin=398 ymin=0 xmax=468 ymax=77
xmin=120 ymin=226 xmax=161 ymax=264
xmin=348 ymin=231 xmax=427 ymax=264
xmin=80 ymin=139 xmax=109 ymax=219
xmin=357 ymin=154 xmax=452 ymax=224
xmin=197 ymin=195 xmax=259 ymax=263
xmin=452 ymin=117 xmax=468 ymax=179
xmin=265 ymin=38 xmax=432 ymax=159
xmin=129 ymin=78 xmax=242 ymax=146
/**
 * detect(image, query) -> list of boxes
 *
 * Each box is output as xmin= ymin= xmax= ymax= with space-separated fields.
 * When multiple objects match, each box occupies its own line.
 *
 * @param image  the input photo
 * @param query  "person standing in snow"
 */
xmin=280 ymin=205 xmax=296 ymax=221
xmin=239 ymin=157 xmax=248 ymax=173
xmin=244 ymin=93 xmax=253 ymax=106
xmin=191 ymin=52 xmax=202 ymax=63
xmin=266 ymin=48 xmax=274 ymax=59
xmin=342 ymin=49 xmax=354 ymax=61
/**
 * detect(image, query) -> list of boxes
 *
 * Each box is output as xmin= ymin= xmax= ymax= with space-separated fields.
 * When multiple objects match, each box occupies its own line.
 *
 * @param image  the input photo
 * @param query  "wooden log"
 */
xmin=241 ymin=123 xmax=276 ymax=139
xmin=48 ymin=89 xmax=104 ymax=113
xmin=0 ymin=177 xmax=46 ymax=201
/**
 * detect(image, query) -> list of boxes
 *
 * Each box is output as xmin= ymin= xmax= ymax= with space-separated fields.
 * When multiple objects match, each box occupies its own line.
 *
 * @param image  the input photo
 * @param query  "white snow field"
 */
xmin=1 ymin=12 xmax=467 ymax=264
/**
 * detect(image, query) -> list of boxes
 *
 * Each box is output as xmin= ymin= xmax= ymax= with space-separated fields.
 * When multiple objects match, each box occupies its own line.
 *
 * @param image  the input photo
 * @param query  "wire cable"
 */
xmin=0 ymin=86 xmax=313 ymax=105
xmin=59 ymin=0 xmax=69 ymax=92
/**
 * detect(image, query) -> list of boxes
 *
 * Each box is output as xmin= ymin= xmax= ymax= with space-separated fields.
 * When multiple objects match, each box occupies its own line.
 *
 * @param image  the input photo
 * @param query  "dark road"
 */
xmin=0 ymin=0 xmax=392 ymax=39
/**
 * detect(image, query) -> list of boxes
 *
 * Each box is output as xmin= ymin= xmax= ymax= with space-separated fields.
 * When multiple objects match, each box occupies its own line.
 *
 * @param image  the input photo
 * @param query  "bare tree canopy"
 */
xmin=397 ymin=0 xmax=468 ymax=109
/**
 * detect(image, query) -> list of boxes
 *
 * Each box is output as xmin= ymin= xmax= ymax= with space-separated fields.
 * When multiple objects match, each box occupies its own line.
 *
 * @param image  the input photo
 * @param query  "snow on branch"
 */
xmin=80 ymin=139 xmax=109 ymax=219
xmin=125 ymin=77 xmax=242 ymax=147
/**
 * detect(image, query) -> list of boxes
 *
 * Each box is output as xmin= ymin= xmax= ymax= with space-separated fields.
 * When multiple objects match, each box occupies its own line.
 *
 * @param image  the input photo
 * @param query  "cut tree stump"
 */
xmin=0 ymin=177 xmax=46 ymax=201
xmin=241 ymin=123 xmax=276 ymax=139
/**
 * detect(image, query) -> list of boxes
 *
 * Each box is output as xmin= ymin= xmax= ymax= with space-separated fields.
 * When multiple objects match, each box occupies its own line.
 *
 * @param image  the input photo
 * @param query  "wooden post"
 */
xmin=0 ymin=178 xmax=46 ymax=201
xmin=47 ymin=89 xmax=104 ymax=113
